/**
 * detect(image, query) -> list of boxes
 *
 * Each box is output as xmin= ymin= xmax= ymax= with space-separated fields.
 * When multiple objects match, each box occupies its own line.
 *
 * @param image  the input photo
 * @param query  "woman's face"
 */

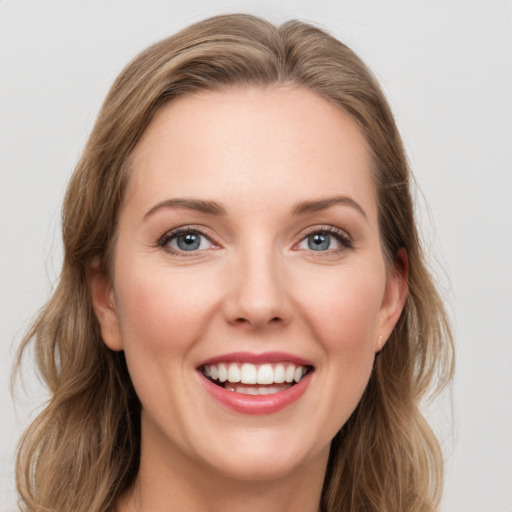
xmin=91 ymin=87 xmax=406 ymax=483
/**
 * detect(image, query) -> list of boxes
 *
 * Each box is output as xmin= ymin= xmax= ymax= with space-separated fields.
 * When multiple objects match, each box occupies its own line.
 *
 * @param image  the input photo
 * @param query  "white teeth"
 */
xmin=240 ymin=363 xmax=257 ymax=384
xmin=203 ymin=362 xmax=309 ymax=387
xmin=227 ymin=363 xmax=241 ymax=383
xmin=218 ymin=363 xmax=228 ymax=383
xmin=257 ymin=364 xmax=274 ymax=385
xmin=227 ymin=384 xmax=290 ymax=395
xmin=274 ymin=364 xmax=285 ymax=383
xmin=284 ymin=365 xmax=295 ymax=383
xmin=242 ymin=387 xmax=258 ymax=395
xmin=293 ymin=366 xmax=304 ymax=383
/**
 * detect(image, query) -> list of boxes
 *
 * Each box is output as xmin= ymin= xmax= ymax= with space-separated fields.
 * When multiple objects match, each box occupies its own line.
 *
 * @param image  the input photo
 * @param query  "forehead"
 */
xmin=126 ymin=86 xmax=377 ymax=220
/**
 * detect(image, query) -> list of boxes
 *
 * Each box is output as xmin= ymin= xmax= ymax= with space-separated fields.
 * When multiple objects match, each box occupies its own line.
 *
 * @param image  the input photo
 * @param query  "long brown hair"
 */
xmin=15 ymin=14 xmax=454 ymax=512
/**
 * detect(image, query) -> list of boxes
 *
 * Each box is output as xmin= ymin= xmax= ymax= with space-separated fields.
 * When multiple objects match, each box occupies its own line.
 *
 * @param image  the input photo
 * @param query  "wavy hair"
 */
xmin=15 ymin=13 xmax=454 ymax=512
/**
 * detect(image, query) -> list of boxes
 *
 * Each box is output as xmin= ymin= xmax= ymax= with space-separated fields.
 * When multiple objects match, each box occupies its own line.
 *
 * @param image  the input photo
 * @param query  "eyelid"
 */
xmin=156 ymin=224 xmax=353 ymax=255
xmin=158 ymin=225 xmax=219 ymax=254
xmin=300 ymin=225 xmax=352 ymax=242
xmin=294 ymin=225 xmax=353 ymax=251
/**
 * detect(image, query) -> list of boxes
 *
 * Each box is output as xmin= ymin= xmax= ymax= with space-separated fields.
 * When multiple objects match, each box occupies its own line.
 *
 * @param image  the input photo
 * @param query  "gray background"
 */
xmin=1 ymin=1 xmax=511 ymax=511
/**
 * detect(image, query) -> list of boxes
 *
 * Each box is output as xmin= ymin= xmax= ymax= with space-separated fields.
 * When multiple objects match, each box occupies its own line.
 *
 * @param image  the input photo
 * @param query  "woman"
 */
xmin=15 ymin=13 xmax=454 ymax=512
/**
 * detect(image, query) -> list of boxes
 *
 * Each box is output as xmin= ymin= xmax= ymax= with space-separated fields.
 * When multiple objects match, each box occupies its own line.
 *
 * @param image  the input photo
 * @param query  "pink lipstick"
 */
xmin=197 ymin=352 xmax=314 ymax=415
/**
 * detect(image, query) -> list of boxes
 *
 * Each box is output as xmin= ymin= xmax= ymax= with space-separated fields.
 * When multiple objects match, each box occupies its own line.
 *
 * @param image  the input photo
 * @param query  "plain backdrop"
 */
xmin=1 ymin=1 xmax=511 ymax=511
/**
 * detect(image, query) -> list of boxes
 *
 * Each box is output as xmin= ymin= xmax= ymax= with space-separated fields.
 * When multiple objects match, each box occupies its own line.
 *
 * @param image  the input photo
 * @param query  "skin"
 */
xmin=89 ymin=86 xmax=408 ymax=512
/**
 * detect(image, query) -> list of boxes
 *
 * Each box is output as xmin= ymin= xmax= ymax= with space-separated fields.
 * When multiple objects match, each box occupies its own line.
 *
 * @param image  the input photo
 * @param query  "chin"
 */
xmin=191 ymin=427 xmax=329 ymax=483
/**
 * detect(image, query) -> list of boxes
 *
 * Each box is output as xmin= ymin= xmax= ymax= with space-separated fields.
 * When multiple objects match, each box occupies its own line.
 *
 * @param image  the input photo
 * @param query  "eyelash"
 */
xmin=157 ymin=226 xmax=216 ymax=257
xmin=157 ymin=225 xmax=353 ymax=256
xmin=298 ymin=226 xmax=353 ymax=253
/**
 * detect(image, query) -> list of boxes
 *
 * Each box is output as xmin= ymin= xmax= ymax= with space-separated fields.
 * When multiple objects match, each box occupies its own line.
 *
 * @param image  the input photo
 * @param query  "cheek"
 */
xmin=112 ymin=262 xmax=223 ymax=431
xmin=305 ymin=267 xmax=385 ymax=423
xmin=295 ymin=264 xmax=385 ymax=358
xmin=114 ymin=262 xmax=219 ymax=359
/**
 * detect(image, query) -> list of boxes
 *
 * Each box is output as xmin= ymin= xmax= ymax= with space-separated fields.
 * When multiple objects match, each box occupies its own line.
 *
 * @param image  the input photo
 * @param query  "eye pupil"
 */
xmin=177 ymin=233 xmax=201 ymax=251
xmin=308 ymin=233 xmax=330 ymax=251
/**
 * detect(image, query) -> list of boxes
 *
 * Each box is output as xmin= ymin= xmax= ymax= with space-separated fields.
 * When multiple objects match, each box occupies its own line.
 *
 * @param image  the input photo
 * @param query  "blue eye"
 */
xmin=296 ymin=228 xmax=351 ymax=252
xmin=307 ymin=233 xmax=331 ymax=251
xmin=175 ymin=232 xmax=202 ymax=251
xmin=161 ymin=229 xmax=214 ymax=253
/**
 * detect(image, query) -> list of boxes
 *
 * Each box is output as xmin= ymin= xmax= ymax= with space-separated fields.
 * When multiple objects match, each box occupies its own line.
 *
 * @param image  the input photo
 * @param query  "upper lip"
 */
xmin=196 ymin=351 xmax=314 ymax=368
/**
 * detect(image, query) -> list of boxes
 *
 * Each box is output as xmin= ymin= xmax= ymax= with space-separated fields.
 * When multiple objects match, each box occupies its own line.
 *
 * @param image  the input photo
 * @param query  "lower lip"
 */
xmin=199 ymin=373 xmax=312 ymax=415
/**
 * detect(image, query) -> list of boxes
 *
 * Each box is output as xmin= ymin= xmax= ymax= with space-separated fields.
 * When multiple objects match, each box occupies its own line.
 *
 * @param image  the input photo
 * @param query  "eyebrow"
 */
xmin=292 ymin=196 xmax=367 ymax=219
xmin=144 ymin=198 xmax=226 ymax=219
xmin=143 ymin=195 xmax=367 ymax=221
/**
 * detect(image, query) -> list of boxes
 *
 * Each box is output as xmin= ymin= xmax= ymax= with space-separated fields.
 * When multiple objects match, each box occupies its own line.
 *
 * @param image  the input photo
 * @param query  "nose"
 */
xmin=223 ymin=245 xmax=292 ymax=330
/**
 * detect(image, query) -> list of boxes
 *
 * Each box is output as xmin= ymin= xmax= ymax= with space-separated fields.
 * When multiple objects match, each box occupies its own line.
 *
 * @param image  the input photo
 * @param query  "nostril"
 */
xmin=232 ymin=316 xmax=283 ymax=327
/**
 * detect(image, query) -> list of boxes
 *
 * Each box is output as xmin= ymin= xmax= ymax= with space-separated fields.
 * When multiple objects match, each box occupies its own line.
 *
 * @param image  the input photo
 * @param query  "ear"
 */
xmin=376 ymin=247 xmax=409 ymax=351
xmin=87 ymin=257 xmax=123 ymax=351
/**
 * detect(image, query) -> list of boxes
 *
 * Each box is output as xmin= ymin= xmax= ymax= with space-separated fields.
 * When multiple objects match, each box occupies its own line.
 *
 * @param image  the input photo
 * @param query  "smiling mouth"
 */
xmin=200 ymin=362 xmax=313 ymax=395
